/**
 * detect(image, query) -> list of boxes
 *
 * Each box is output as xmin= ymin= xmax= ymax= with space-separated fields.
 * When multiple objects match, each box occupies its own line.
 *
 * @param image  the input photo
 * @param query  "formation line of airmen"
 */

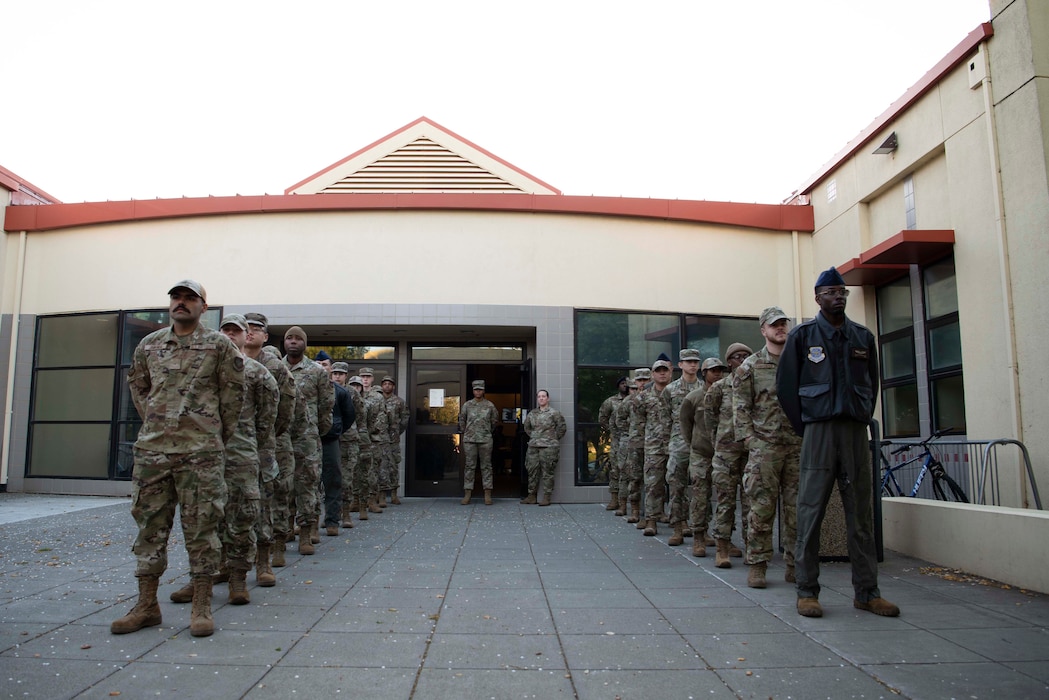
xmin=111 ymin=280 xmax=407 ymax=637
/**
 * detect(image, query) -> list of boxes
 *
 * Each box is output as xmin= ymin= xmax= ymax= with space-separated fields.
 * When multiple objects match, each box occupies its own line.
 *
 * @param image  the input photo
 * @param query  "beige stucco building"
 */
xmin=2 ymin=2 xmax=1046 ymax=519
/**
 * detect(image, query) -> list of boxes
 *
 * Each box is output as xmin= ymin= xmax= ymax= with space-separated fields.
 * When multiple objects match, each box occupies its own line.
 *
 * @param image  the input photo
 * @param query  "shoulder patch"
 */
xmin=233 ymin=356 xmax=245 ymax=372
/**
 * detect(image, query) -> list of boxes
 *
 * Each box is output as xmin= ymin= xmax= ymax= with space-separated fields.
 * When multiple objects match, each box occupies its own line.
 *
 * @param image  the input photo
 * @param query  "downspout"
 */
xmin=791 ymin=230 xmax=803 ymax=321
xmin=979 ymin=44 xmax=1026 ymax=506
xmin=1 ymin=230 xmax=27 ymax=488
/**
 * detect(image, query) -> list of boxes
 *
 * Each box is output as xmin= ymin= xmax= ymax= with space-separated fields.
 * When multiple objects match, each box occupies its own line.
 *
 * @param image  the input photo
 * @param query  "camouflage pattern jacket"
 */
xmin=458 ymin=398 xmax=498 ymax=444
xmin=703 ymin=377 xmax=740 ymax=451
xmin=664 ymin=376 xmax=701 ymax=457
xmin=626 ymin=389 xmax=648 ymax=451
xmin=259 ymin=346 xmax=296 ymax=439
xmin=611 ymin=392 xmax=633 ymax=444
xmin=283 ymin=355 xmax=334 ymax=442
xmin=364 ymin=389 xmax=389 ymax=445
xmin=340 ymin=387 xmax=365 ymax=445
xmin=733 ymin=346 xmax=801 ymax=447
xmin=523 ymin=406 xmax=567 ymax=447
xmin=384 ymin=392 xmax=409 ymax=443
xmin=225 ymin=356 xmax=279 ymax=465
xmin=679 ymin=385 xmax=713 ymax=458
xmin=128 ymin=324 xmax=245 ymax=454
xmin=638 ymin=385 xmax=672 ymax=456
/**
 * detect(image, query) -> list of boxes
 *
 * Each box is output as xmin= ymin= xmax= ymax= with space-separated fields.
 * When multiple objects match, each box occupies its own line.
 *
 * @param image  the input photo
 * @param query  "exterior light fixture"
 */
xmin=873 ymin=132 xmax=898 ymax=154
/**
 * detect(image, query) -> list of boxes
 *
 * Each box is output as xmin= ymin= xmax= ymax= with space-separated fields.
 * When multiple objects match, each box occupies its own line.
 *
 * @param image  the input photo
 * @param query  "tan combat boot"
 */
xmin=341 ymin=504 xmax=354 ymax=528
xmin=169 ymin=580 xmax=195 ymax=603
xmin=797 ymin=597 xmax=823 ymax=617
xmin=271 ymin=536 xmax=287 ymax=567
xmin=747 ymin=562 xmax=767 ymax=589
xmin=520 ymin=492 xmax=537 ymax=504
xmin=606 ymin=492 xmax=620 ymax=511
xmin=643 ymin=519 xmax=657 ymax=536
xmin=298 ymin=525 xmax=315 ymax=555
xmin=626 ymin=500 xmax=641 ymax=524
xmin=228 ymin=568 xmax=250 ymax=605
xmin=614 ymin=498 xmax=627 ymax=517
xmin=667 ymin=522 xmax=685 ymax=546
xmin=378 ymin=491 xmax=388 ymax=508
xmin=111 ymin=575 xmax=162 ymax=634
xmin=212 ymin=565 xmax=229 ymax=585
xmin=190 ymin=575 xmax=215 ymax=637
xmin=390 ymin=491 xmax=401 ymax=505
xmin=538 ymin=492 xmax=552 ymax=507
xmin=635 ymin=510 xmax=648 ymax=529
xmin=460 ymin=490 xmax=473 ymax=505
xmin=368 ymin=494 xmax=383 ymax=514
xmin=309 ymin=520 xmax=321 ymax=544
xmin=729 ymin=542 xmax=744 ymax=558
xmin=325 ymin=524 xmax=339 ymax=537
xmin=484 ymin=489 xmax=493 ymax=505
xmin=692 ymin=537 xmax=707 ymax=558
xmin=682 ymin=525 xmax=693 ymax=538
xmin=715 ymin=539 xmax=732 ymax=568
xmin=256 ymin=544 xmax=276 ymax=587
xmin=359 ymin=501 xmax=369 ymax=521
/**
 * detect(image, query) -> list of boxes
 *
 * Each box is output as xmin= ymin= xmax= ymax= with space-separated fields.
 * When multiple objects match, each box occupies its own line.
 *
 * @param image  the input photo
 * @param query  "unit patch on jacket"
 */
xmin=807 ymin=346 xmax=826 ymax=363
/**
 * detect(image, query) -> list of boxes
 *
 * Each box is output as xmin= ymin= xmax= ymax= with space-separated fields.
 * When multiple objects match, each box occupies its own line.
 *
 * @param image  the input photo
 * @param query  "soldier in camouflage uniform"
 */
xmin=169 ymin=314 xmax=277 ymax=607
xmin=623 ymin=369 xmax=651 ymax=523
xmin=599 ymin=377 xmax=629 ymax=511
xmin=458 ymin=379 xmax=499 ymax=505
xmin=266 ymin=344 xmax=303 ymax=566
xmin=707 ymin=343 xmax=753 ymax=567
xmin=349 ymin=375 xmax=381 ymax=518
xmin=381 ymin=375 xmax=408 ymax=505
xmin=521 ymin=389 xmax=568 ymax=505
xmin=664 ymin=349 xmax=703 ymax=546
xmin=242 ymin=314 xmax=295 ymax=582
xmin=359 ymin=367 xmax=390 ymax=511
xmin=612 ymin=380 xmax=639 ymax=516
xmin=637 ymin=360 xmax=674 ymax=536
xmin=677 ymin=357 xmax=725 ymax=556
xmin=112 ymin=280 xmax=244 ymax=639
xmin=283 ymin=326 xmax=334 ymax=555
xmin=734 ymin=308 xmax=802 ymax=589
xmin=331 ymin=363 xmax=364 ymax=526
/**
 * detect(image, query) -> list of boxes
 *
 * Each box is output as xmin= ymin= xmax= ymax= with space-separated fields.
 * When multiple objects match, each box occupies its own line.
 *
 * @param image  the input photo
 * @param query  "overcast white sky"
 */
xmin=2 ymin=0 xmax=991 ymax=205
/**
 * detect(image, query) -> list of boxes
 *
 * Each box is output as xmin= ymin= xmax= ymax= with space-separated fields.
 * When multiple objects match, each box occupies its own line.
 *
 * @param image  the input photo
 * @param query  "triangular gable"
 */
xmin=286 ymin=117 xmax=560 ymax=195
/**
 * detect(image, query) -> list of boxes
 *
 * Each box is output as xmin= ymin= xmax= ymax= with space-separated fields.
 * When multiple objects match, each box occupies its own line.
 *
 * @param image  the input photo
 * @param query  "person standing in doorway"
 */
xmin=522 ymin=389 xmax=568 ymax=505
xmin=778 ymin=267 xmax=899 ymax=619
xmin=458 ymin=380 xmax=499 ymax=505
xmin=599 ymin=377 xmax=629 ymax=512
xmin=381 ymin=375 xmax=408 ymax=505
xmin=112 ymin=280 xmax=244 ymax=638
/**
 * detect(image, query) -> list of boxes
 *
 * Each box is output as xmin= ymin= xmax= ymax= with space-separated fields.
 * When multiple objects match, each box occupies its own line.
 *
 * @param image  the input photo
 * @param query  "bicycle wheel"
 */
xmin=932 ymin=475 xmax=969 ymax=503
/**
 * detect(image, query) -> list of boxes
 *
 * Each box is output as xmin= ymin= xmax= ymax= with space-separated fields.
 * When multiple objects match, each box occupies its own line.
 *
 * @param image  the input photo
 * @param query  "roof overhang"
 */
xmin=838 ymin=229 xmax=955 ymax=285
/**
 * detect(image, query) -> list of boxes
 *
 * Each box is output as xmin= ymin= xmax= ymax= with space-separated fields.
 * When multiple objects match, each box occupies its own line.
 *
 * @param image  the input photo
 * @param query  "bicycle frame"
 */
xmin=880 ymin=449 xmax=934 ymax=498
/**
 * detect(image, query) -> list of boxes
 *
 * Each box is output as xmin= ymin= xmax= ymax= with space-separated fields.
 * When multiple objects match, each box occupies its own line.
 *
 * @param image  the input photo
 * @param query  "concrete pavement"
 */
xmin=0 ymin=494 xmax=1046 ymax=699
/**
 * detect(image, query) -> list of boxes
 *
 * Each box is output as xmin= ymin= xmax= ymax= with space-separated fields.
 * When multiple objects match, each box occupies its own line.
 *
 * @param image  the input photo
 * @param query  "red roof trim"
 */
xmin=837 ymin=257 xmax=910 ymax=286
xmin=4 ymin=193 xmax=814 ymax=233
xmin=860 ymin=229 xmax=955 ymax=265
xmin=284 ymin=116 xmax=562 ymax=195
xmin=798 ymin=23 xmax=993 ymax=196
xmin=0 ymin=164 xmax=61 ymax=204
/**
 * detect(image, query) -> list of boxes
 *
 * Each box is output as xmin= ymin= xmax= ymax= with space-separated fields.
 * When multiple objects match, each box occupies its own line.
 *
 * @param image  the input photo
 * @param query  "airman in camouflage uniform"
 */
xmin=677 ymin=356 xmax=726 ymax=556
xmin=283 ymin=326 xmax=334 ymax=555
xmin=598 ymin=377 xmax=629 ymax=511
xmin=623 ymin=369 xmax=651 ymax=523
xmin=458 ymin=379 xmax=499 ymax=505
xmin=359 ymin=367 xmax=390 ymax=510
xmin=664 ymin=349 xmax=703 ymax=545
xmin=243 ymin=314 xmax=296 ymax=581
xmin=112 ymin=280 xmax=244 ymax=639
xmin=522 ymin=389 xmax=568 ymax=505
xmin=637 ymin=359 xmax=674 ymax=536
xmin=707 ymin=343 xmax=753 ymax=567
xmin=734 ymin=308 xmax=802 ymax=589
xmin=331 ymin=364 xmax=364 ymax=526
xmin=267 ymin=344 xmax=303 ymax=565
xmin=382 ymin=375 xmax=408 ymax=505
xmin=611 ymin=379 xmax=638 ymax=516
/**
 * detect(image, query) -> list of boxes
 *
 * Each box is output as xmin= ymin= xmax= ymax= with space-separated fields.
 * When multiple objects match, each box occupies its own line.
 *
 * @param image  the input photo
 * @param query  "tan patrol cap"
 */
xmin=701 ymin=357 xmax=729 ymax=372
xmin=168 ymin=279 xmax=206 ymax=302
xmin=358 ymin=367 xmax=374 ymax=377
xmin=220 ymin=313 xmax=247 ymax=331
xmin=472 ymin=380 xmax=485 ymax=390
xmin=381 ymin=375 xmax=395 ymax=384
xmin=331 ymin=362 xmax=350 ymax=374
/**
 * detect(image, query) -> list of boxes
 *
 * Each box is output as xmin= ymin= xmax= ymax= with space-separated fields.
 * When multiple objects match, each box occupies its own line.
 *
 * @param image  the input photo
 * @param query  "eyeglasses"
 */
xmin=817 ymin=288 xmax=850 ymax=298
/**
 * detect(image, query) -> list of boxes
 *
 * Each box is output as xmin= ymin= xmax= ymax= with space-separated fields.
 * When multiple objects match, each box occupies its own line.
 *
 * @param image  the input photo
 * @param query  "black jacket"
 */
xmin=777 ymin=312 xmax=879 ymax=436
xmin=323 ymin=383 xmax=356 ymax=442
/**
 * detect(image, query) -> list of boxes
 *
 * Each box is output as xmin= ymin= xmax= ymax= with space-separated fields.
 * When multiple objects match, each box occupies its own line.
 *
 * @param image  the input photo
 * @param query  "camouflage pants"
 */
xmin=130 ymin=448 xmax=226 ymax=578
xmin=525 ymin=444 xmax=560 ymax=496
xmin=687 ymin=449 xmax=714 ymax=532
xmin=340 ymin=440 xmax=361 ymax=505
xmin=615 ymin=437 xmax=631 ymax=498
xmin=463 ymin=440 xmax=493 ymax=490
xmin=221 ymin=459 xmax=260 ymax=571
xmin=255 ymin=474 xmax=275 ymax=546
xmin=377 ymin=442 xmax=394 ymax=491
xmin=623 ymin=446 xmax=644 ymax=505
xmin=712 ymin=443 xmax=751 ymax=542
xmin=292 ymin=437 xmax=322 ymax=527
xmin=606 ymin=438 xmax=620 ymax=493
xmin=667 ymin=448 xmax=691 ymax=525
xmin=271 ymin=434 xmax=295 ymax=540
xmin=359 ymin=446 xmax=379 ymax=497
xmin=643 ymin=452 xmax=669 ymax=518
xmin=389 ymin=441 xmax=402 ymax=489
xmin=742 ymin=440 xmax=800 ymax=566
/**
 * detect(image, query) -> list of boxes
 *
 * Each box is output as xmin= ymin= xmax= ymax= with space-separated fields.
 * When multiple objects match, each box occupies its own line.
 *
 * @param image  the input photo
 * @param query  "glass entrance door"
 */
xmin=407 ymin=365 xmax=464 ymax=497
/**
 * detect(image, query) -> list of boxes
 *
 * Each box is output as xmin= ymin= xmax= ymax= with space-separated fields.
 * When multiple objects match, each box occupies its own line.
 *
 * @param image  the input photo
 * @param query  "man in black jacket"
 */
xmin=777 ymin=267 xmax=899 ymax=619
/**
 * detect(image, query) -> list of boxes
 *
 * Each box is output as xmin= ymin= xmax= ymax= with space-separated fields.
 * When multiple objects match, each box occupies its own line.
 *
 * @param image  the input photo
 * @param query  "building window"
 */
xmin=923 ymin=257 xmax=965 ymax=433
xmin=29 ymin=307 xmax=221 ymax=480
xmin=827 ymin=179 xmax=837 ymax=203
xmin=904 ymin=175 xmax=916 ymax=229
xmin=877 ymin=278 xmax=919 ymax=437
xmin=574 ymin=310 xmax=762 ymax=486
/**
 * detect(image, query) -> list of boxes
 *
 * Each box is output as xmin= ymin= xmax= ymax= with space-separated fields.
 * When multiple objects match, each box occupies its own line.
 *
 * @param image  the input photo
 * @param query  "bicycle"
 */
xmin=879 ymin=428 xmax=969 ymax=502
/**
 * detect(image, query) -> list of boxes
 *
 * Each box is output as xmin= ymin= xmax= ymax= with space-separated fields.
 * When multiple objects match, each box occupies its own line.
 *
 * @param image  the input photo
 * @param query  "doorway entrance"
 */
xmin=406 ymin=349 xmax=532 ymax=498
